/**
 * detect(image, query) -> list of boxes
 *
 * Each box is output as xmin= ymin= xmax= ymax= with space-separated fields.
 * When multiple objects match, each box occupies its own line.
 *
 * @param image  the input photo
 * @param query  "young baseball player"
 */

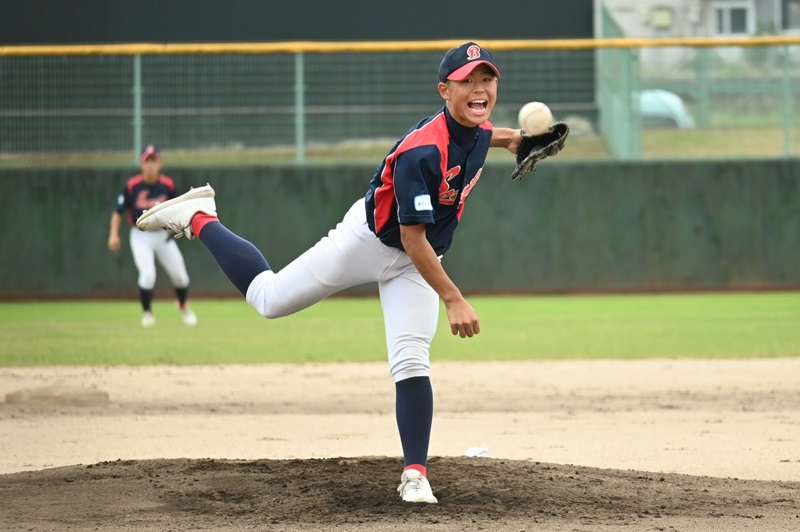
xmin=108 ymin=145 xmax=198 ymax=328
xmin=135 ymin=43 xmax=567 ymax=501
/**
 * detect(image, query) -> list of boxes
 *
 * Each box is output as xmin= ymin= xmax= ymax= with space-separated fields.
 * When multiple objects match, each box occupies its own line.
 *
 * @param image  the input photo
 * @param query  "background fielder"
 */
xmin=107 ymin=145 xmax=198 ymax=328
xmin=135 ymin=43 xmax=566 ymax=502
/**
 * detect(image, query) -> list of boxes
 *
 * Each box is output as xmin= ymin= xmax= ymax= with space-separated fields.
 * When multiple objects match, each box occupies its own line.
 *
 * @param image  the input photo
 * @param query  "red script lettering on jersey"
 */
xmin=135 ymin=190 xmax=168 ymax=210
xmin=439 ymin=166 xmax=462 ymax=206
xmin=456 ymin=167 xmax=482 ymax=219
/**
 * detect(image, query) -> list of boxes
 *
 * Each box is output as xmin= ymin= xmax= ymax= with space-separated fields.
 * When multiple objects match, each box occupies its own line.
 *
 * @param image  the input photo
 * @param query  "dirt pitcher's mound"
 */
xmin=1 ymin=456 xmax=798 ymax=532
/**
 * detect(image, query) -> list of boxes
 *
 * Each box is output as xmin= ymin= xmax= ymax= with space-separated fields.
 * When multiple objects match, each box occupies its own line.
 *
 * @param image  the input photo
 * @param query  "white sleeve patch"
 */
xmin=414 ymin=194 xmax=433 ymax=211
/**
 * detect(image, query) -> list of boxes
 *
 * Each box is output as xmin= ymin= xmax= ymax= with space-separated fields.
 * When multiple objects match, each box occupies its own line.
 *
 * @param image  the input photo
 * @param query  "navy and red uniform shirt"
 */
xmin=115 ymin=174 xmax=176 ymax=225
xmin=365 ymin=107 xmax=493 ymax=256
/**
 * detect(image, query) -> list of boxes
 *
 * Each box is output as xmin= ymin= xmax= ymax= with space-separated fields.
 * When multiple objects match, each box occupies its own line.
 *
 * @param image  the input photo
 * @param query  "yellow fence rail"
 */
xmin=5 ymin=35 xmax=800 ymax=56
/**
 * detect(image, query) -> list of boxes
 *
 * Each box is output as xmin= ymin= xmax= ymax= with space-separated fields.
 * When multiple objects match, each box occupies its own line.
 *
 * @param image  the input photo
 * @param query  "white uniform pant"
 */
xmin=129 ymin=227 xmax=190 ymax=290
xmin=246 ymin=198 xmax=439 ymax=382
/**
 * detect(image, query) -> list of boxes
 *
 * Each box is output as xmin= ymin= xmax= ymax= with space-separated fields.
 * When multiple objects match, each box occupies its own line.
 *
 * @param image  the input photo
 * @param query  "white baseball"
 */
xmin=518 ymin=101 xmax=553 ymax=135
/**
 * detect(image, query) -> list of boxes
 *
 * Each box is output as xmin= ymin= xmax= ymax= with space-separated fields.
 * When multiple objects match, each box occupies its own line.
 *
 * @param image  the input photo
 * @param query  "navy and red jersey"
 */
xmin=365 ymin=107 xmax=493 ymax=256
xmin=115 ymin=174 xmax=176 ymax=225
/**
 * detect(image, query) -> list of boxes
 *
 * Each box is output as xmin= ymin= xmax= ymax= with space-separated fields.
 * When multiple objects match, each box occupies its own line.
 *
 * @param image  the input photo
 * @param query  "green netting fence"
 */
xmin=3 ymin=33 xmax=800 ymax=165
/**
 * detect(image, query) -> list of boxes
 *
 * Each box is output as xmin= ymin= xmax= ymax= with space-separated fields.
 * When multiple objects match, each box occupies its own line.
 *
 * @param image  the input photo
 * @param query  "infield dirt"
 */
xmin=1 ymin=359 xmax=799 ymax=531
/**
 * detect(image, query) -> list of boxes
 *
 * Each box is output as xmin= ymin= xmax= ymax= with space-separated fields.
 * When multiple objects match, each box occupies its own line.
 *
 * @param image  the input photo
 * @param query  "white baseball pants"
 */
xmin=129 ymin=227 xmax=190 ymax=290
xmin=246 ymin=198 xmax=439 ymax=382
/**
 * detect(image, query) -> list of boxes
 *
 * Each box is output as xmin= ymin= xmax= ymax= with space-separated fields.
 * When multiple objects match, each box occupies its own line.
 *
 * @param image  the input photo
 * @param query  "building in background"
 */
xmin=601 ymin=0 xmax=800 ymax=38
xmin=599 ymin=0 xmax=800 ymax=133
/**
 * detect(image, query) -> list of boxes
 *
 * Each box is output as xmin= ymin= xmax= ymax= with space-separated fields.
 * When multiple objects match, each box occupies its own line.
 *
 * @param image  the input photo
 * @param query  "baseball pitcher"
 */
xmin=134 ymin=43 xmax=567 ymax=501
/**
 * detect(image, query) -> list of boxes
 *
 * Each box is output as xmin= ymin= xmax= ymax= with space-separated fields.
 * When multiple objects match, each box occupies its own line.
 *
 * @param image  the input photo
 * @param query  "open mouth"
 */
xmin=468 ymin=99 xmax=488 ymax=111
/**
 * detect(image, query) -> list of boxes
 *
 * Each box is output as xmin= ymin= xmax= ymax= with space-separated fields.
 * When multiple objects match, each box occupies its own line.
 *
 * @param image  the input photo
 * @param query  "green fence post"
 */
xmin=598 ymin=3 xmax=640 ymax=160
xmin=696 ymin=48 xmax=710 ymax=127
xmin=782 ymin=46 xmax=792 ymax=156
xmin=628 ymin=47 xmax=642 ymax=160
xmin=132 ymin=54 xmax=142 ymax=165
xmin=294 ymin=52 xmax=306 ymax=164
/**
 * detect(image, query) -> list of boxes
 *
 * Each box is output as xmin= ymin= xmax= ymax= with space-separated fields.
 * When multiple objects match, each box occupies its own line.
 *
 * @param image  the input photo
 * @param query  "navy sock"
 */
xmin=175 ymin=287 xmax=188 ymax=307
xmin=395 ymin=376 xmax=433 ymax=469
xmin=139 ymin=288 xmax=153 ymax=312
xmin=198 ymin=221 xmax=270 ymax=297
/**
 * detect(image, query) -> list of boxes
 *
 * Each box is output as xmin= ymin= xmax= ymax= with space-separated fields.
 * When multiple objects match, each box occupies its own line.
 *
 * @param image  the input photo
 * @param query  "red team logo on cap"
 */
xmin=466 ymin=45 xmax=481 ymax=60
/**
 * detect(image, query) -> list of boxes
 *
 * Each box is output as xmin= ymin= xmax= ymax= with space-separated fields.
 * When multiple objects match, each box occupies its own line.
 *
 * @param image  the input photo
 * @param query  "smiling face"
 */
xmin=438 ymin=64 xmax=498 ymax=128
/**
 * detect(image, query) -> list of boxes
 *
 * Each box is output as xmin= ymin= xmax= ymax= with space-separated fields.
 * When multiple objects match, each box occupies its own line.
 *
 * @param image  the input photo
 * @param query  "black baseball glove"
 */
xmin=510 ymin=122 xmax=569 ymax=181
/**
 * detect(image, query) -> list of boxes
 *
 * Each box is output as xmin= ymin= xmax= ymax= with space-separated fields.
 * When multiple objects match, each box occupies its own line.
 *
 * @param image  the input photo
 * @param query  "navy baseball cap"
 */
xmin=140 ymin=144 xmax=161 ymax=162
xmin=438 ymin=42 xmax=500 ymax=83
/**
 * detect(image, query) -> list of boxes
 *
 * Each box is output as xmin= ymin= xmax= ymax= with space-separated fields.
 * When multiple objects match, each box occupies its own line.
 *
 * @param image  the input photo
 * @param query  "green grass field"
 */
xmin=1 ymin=292 xmax=798 ymax=367
xmin=5 ymin=126 xmax=800 ymax=168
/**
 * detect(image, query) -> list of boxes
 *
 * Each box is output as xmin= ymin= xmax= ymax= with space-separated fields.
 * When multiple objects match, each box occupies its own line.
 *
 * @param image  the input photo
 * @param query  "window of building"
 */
xmin=783 ymin=0 xmax=800 ymax=30
xmin=713 ymin=0 xmax=754 ymax=35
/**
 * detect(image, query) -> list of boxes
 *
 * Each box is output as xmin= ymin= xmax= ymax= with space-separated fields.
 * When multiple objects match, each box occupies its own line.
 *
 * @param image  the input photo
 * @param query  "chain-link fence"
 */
xmin=2 ymin=34 xmax=800 ymax=166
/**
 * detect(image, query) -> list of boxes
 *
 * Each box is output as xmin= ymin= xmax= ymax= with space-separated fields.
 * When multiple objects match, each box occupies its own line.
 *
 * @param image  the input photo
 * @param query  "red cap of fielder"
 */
xmin=140 ymin=144 xmax=161 ymax=163
xmin=438 ymin=42 xmax=500 ymax=83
